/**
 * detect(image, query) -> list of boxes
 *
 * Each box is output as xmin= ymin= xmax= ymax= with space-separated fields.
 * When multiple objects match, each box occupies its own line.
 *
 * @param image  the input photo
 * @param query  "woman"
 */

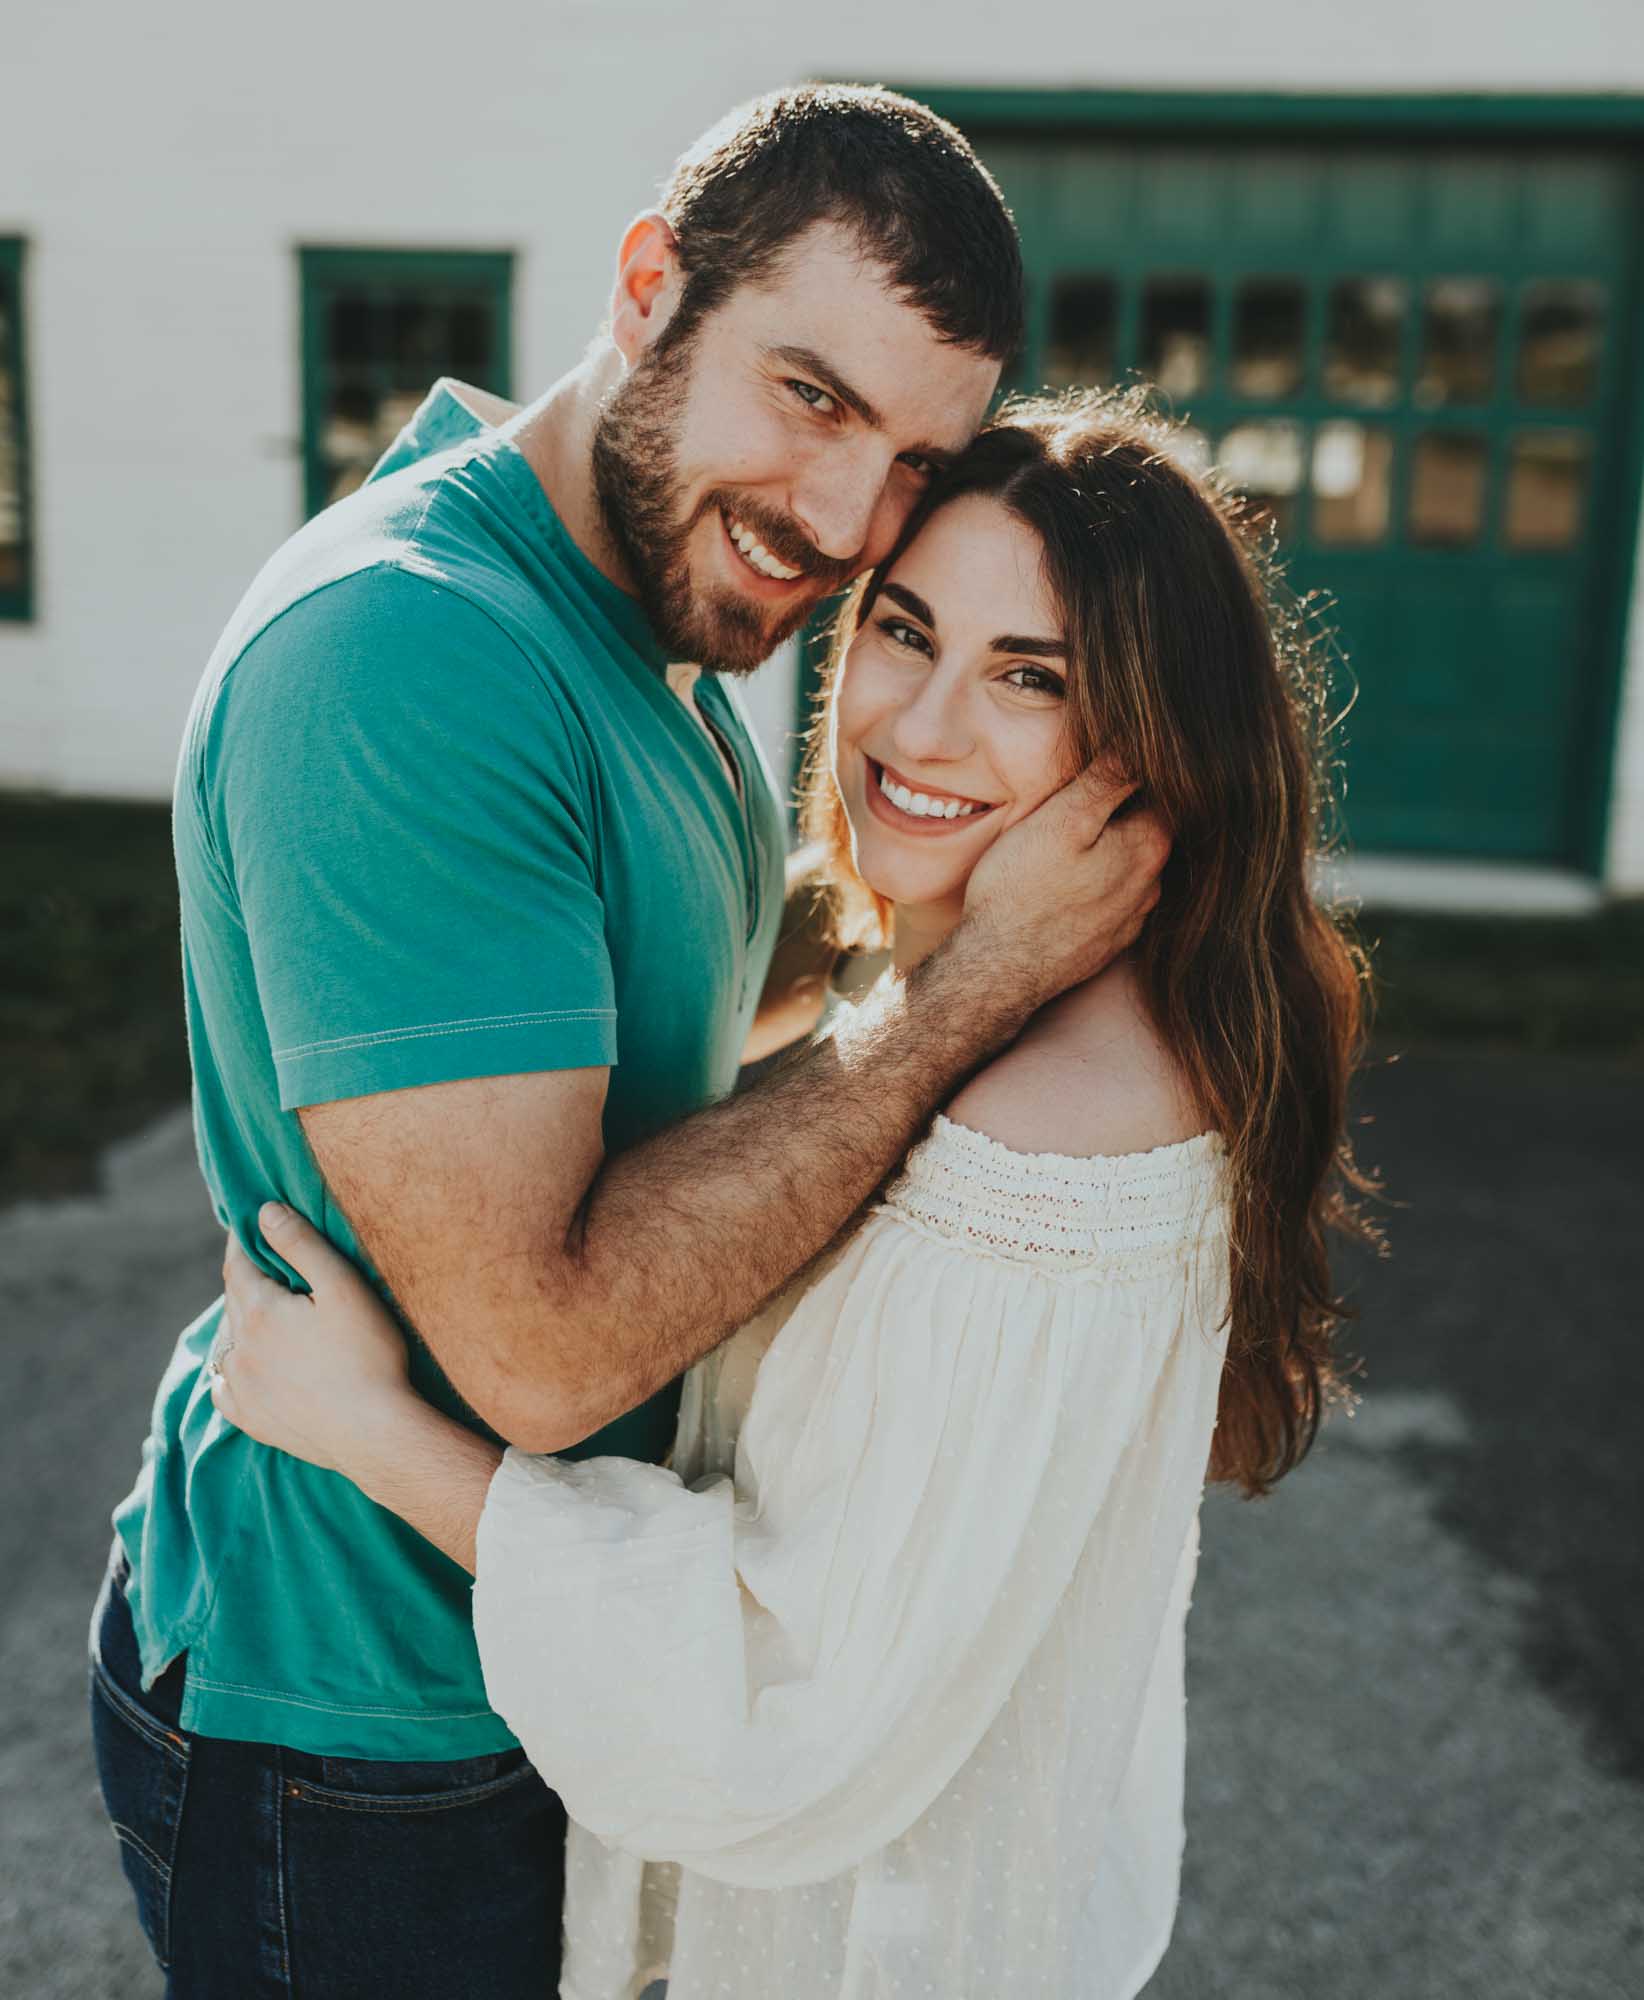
xmin=211 ymin=387 xmax=1374 ymax=1999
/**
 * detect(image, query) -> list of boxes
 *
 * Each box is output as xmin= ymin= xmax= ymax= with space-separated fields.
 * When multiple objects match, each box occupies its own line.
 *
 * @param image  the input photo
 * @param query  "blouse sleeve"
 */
xmin=472 ymin=1152 xmax=1226 ymax=1890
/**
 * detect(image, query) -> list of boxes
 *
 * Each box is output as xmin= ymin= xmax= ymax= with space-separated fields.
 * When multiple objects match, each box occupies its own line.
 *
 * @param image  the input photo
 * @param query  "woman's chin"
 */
xmin=846 ymin=810 xmax=979 ymax=913
xmin=854 ymin=850 xmax=970 ymax=914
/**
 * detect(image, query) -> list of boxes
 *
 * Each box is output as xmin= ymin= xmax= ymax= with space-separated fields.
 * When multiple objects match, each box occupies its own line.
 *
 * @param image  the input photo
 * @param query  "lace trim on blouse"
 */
xmin=875 ymin=1112 xmax=1228 ymax=1277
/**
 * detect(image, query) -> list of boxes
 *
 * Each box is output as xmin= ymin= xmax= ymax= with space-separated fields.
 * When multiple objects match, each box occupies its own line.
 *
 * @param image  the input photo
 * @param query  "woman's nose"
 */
xmin=889 ymin=677 xmax=973 ymax=767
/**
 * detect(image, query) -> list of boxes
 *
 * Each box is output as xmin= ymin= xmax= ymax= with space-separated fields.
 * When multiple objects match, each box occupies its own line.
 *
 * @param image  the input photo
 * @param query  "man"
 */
xmin=90 ymin=84 xmax=1165 ymax=1996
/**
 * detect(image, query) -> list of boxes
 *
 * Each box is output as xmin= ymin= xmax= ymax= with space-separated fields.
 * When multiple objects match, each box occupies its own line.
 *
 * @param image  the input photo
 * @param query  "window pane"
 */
xmin=0 ymin=367 xmax=20 ymax=551
xmin=1044 ymin=275 xmax=1118 ymax=389
xmin=1231 ymin=279 xmax=1305 ymax=399
xmin=320 ymin=381 xmax=378 ymax=505
xmin=304 ymin=251 xmax=513 ymax=519
xmin=1324 ymin=277 xmax=1405 ymax=407
xmin=390 ymin=295 xmax=447 ymax=384
xmin=1311 ymin=422 xmax=1394 ymax=546
xmin=0 ymin=280 xmax=25 ymax=592
xmin=1416 ymin=279 xmax=1500 ymax=407
xmin=1219 ymin=420 xmax=1305 ymax=542
xmin=1517 ymin=281 xmax=1604 ymax=406
xmin=1408 ymin=432 xmax=1488 ymax=547
xmin=375 ymin=389 xmax=425 ymax=450
xmin=1141 ymin=276 xmax=1212 ymax=402
xmin=1504 ymin=431 xmax=1590 ymax=550
xmin=320 ymin=288 xmax=500 ymax=503
xmin=450 ymin=300 xmax=495 ymax=378
xmin=329 ymin=294 xmax=379 ymax=367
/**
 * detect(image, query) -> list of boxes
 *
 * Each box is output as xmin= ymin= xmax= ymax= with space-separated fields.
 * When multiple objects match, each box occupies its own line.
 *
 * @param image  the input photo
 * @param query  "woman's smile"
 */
xmin=862 ymin=757 xmax=1001 ymax=836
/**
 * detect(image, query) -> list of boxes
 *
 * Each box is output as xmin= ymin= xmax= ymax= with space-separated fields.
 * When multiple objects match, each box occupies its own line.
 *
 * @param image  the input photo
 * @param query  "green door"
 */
xmin=978 ymin=137 xmax=1639 ymax=864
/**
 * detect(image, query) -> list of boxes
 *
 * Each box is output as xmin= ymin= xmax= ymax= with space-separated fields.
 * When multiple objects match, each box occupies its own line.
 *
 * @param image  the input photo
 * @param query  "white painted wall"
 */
xmin=4 ymin=0 xmax=1644 ymax=885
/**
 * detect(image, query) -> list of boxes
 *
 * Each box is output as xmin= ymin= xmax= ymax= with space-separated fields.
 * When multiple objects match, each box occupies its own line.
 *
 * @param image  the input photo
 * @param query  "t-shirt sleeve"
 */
xmin=206 ymin=565 xmax=616 ymax=1109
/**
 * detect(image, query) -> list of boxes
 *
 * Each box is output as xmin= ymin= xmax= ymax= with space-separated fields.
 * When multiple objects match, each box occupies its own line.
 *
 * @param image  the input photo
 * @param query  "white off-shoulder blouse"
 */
xmin=473 ymin=1114 xmax=1230 ymax=2000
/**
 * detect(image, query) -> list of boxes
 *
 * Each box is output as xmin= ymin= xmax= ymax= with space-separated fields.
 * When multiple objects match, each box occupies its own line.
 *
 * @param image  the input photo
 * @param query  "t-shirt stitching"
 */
xmin=185 ymin=1671 xmax=496 ymax=1724
xmin=273 ymin=1007 xmax=616 ymax=1061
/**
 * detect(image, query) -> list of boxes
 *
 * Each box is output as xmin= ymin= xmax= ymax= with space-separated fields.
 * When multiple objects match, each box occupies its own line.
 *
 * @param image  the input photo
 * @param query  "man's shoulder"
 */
xmin=225 ymin=465 xmax=502 ymax=657
xmin=202 ymin=478 xmax=570 ymax=730
xmin=178 ymin=549 xmax=589 ymax=850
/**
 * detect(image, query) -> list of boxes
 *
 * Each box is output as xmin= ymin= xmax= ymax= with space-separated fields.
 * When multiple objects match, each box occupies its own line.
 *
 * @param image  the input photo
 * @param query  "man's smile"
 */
xmin=721 ymin=508 xmax=803 ymax=581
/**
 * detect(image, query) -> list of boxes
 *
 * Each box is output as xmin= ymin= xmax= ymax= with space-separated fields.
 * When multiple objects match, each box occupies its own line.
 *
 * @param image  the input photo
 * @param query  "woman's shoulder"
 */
xmin=945 ymin=958 xmax=1208 ymax=1163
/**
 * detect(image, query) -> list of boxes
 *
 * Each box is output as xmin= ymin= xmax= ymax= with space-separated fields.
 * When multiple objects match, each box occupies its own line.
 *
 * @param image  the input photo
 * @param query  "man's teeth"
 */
xmin=877 ymin=766 xmax=985 ymax=820
xmin=725 ymin=514 xmax=802 ymax=582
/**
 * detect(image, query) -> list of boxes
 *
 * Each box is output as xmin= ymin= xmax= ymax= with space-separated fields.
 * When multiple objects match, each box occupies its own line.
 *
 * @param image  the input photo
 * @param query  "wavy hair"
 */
xmin=800 ymin=387 xmax=1379 ymax=1497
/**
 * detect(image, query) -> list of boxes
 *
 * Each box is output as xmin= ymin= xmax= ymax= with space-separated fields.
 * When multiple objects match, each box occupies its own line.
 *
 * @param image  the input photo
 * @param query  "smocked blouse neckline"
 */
xmin=879 ymin=1114 xmax=1228 ymax=1277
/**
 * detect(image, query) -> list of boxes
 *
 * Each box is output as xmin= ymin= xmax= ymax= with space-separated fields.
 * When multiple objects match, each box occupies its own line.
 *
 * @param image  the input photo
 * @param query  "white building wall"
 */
xmin=4 ymin=0 xmax=1644 ymax=881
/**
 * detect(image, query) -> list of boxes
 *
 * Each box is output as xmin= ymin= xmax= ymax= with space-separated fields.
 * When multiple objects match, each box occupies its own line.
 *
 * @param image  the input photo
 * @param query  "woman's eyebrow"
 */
xmin=991 ymin=632 xmax=1069 ymax=658
xmin=881 ymin=581 xmax=938 ymax=628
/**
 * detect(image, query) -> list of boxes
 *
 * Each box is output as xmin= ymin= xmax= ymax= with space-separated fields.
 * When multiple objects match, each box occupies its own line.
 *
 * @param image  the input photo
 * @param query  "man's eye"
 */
xmin=897 ymin=453 xmax=936 ymax=477
xmin=788 ymin=380 xmax=836 ymax=415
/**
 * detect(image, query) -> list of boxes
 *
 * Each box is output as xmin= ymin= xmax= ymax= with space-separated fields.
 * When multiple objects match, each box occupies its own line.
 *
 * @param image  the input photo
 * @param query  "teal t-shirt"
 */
xmin=113 ymin=381 xmax=787 ymax=1758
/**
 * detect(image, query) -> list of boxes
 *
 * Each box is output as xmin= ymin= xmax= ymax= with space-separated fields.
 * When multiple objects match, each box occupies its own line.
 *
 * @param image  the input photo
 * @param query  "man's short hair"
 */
xmin=658 ymin=83 xmax=1025 ymax=365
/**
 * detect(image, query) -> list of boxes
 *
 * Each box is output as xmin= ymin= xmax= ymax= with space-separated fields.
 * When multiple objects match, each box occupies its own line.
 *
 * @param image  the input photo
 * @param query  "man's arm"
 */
xmin=299 ymin=776 xmax=1167 ymax=1454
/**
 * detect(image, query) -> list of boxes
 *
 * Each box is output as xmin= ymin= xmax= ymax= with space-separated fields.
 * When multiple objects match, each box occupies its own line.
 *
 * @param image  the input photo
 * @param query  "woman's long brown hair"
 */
xmin=800 ymin=387 xmax=1379 ymax=1498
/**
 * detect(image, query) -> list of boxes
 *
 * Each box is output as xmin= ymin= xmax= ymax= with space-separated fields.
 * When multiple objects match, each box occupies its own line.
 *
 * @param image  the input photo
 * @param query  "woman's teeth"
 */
xmin=724 ymin=512 xmax=801 ymax=582
xmin=877 ymin=766 xmax=986 ymax=820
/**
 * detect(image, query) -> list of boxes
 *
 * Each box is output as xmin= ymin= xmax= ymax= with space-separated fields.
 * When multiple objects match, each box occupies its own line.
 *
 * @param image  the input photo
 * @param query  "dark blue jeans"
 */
xmin=88 ymin=1546 xmax=567 ymax=1997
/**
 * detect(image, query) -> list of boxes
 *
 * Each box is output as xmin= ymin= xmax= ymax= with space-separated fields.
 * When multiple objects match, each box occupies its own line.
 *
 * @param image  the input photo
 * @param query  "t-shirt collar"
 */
xmin=492 ymin=423 xmax=673 ymax=677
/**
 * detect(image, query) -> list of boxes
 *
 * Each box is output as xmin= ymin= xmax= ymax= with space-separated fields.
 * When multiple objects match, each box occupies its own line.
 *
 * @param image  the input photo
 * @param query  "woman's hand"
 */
xmin=209 ymin=1202 xmax=418 ymax=1482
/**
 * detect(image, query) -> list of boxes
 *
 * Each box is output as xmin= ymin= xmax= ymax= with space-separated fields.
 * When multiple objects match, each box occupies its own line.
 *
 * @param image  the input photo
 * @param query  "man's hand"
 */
xmin=957 ymin=769 xmax=1169 ymax=1008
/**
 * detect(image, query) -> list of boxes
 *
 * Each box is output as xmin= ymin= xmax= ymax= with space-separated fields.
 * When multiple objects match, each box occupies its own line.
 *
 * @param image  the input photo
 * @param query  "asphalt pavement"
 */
xmin=2 ymin=1049 xmax=1640 ymax=1998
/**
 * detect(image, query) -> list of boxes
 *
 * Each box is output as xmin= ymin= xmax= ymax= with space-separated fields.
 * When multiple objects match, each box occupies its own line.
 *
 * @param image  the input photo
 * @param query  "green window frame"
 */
xmin=0 ymin=237 xmax=34 ymax=622
xmin=298 ymin=246 xmax=515 ymax=519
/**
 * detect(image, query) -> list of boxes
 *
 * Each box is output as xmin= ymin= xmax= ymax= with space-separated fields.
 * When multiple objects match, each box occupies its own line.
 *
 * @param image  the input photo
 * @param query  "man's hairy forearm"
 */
xmin=545 ymin=930 xmax=1032 ymax=1444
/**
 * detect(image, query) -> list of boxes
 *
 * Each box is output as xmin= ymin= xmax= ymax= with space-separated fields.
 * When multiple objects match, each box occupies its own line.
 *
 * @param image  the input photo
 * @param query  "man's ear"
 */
xmin=609 ymin=212 xmax=685 ymax=366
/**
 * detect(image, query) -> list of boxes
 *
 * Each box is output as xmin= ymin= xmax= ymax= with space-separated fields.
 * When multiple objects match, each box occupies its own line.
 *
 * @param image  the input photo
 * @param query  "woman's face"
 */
xmin=832 ymin=493 xmax=1077 ymax=921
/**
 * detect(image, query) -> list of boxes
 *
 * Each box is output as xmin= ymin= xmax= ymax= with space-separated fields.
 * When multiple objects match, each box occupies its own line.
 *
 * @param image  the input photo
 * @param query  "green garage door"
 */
xmin=979 ymin=138 xmax=1640 ymax=862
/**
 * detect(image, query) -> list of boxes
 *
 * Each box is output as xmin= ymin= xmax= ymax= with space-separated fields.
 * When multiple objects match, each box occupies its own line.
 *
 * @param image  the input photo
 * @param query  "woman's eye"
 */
xmin=788 ymin=379 xmax=836 ymax=415
xmin=877 ymin=617 xmax=931 ymax=656
xmin=1003 ymin=664 xmax=1066 ymax=697
xmin=896 ymin=452 xmax=935 ymax=477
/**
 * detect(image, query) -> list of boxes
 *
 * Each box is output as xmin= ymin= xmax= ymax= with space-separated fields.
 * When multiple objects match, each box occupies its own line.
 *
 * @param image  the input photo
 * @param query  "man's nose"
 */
xmin=789 ymin=443 xmax=897 ymax=565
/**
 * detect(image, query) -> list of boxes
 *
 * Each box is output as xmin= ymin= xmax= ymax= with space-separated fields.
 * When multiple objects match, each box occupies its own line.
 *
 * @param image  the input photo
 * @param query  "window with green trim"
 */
xmin=299 ymin=247 xmax=514 ymax=517
xmin=0 ymin=238 xmax=33 ymax=621
xmin=934 ymin=128 xmax=1641 ymax=869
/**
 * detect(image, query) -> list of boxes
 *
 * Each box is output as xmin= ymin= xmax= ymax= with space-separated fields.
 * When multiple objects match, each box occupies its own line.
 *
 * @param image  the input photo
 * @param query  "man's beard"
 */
xmin=590 ymin=330 xmax=848 ymax=674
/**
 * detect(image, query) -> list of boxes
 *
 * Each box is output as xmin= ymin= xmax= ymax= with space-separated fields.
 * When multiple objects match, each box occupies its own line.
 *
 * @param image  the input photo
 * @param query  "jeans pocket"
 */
xmin=281 ymin=1746 xmax=565 ymax=1997
xmin=89 ymin=1660 xmax=191 ymax=1971
xmin=282 ymin=1744 xmax=539 ymax=1814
